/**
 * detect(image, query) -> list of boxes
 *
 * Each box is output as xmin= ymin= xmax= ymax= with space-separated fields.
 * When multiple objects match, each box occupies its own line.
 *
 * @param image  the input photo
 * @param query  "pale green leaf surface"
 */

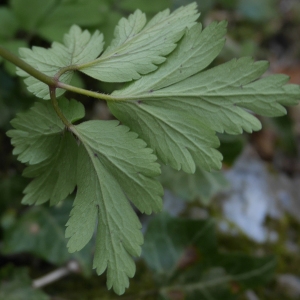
xmin=81 ymin=3 xmax=199 ymax=82
xmin=109 ymin=22 xmax=300 ymax=173
xmin=74 ymin=121 xmax=163 ymax=214
xmin=118 ymin=21 xmax=227 ymax=92
xmin=21 ymin=132 xmax=77 ymax=206
xmin=7 ymin=98 xmax=84 ymax=205
xmin=7 ymin=98 xmax=84 ymax=164
xmin=17 ymin=25 xmax=104 ymax=99
xmin=66 ymin=120 xmax=163 ymax=294
xmin=110 ymin=103 xmax=222 ymax=173
xmin=8 ymin=99 xmax=163 ymax=294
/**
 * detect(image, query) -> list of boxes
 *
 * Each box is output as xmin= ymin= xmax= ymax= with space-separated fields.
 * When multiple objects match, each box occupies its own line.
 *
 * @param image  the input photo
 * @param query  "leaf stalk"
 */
xmin=49 ymin=87 xmax=72 ymax=128
xmin=57 ymin=81 xmax=117 ymax=101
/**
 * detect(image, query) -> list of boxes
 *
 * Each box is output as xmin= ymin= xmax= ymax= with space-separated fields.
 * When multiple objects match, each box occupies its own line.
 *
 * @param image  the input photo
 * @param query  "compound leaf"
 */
xmin=66 ymin=120 xmax=163 ymax=294
xmin=81 ymin=3 xmax=199 ymax=82
xmin=17 ymin=25 xmax=104 ymax=99
xmin=109 ymin=21 xmax=300 ymax=173
xmin=16 ymin=3 xmax=199 ymax=99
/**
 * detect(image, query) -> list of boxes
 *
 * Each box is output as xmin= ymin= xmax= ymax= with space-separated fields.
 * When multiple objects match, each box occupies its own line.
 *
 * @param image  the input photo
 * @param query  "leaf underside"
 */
xmin=109 ymin=21 xmax=300 ymax=173
xmin=17 ymin=25 xmax=104 ymax=99
xmin=17 ymin=3 xmax=199 ymax=99
xmin=7 ymin=99 xmax=163 ymax=295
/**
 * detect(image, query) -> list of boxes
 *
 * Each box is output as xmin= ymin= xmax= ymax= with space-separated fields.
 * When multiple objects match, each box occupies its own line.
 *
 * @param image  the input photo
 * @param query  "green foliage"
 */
xmin=10 ymin=0 xmax=105 ymax=41
xmin=0 ymin=268 xmax=49 ymax=300
xmin=2 ymin=200 xmax=92 ymax=275
xmin=160 ymin=165 xmax=228 ymax=204
xmin=2 ymin=1 xmax=300 ymax=296
xmin=143 ymin=213 xmax=276 ymax=299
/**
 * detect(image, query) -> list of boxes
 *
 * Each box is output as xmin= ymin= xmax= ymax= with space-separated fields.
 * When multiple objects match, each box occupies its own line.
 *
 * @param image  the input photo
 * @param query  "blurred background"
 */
xmin=1 ymin=0 xmax=300 ymax=299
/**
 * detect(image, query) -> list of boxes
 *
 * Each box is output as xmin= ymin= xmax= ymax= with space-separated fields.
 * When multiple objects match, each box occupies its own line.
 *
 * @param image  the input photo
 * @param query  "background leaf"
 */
xmin=1 ymin=200 xmax=92 ymax=275
xmin=0 ymin=268 xmax=49 ymax=300
xmin=10 ymin=0 xmax=105 ymax=42
xmin=142 ymin=213 xmax=217 ymax=279
xmin=143 ymin=213 xmax=276 ymax=299
xmin=160 ymin=165 xmax=229 ymax=205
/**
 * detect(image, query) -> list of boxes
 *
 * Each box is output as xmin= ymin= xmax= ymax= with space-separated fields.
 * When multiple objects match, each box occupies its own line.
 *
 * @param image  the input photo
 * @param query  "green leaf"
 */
xmin=109 ymin=21 xmax=300 ymax=173
xmin=143 ymin=214 xmax=276 ymax=299
xmin=0 ymin=268 xmax=49 ymax=300
xmin=82 ymin=3 xmax=199 ymax=82
xmin=21 ymin=132 xmax=78 ymax=206
xmin=75 ymin=121 xmax=163 ymax=214
xmin=162 ymin=256 xmax=275 ymax=300
xmin=160 ymin=165 xmax=228 ymax=205
xmin=7 ymin=98 xmax=163 ymax=294
xmin=11 ymin=0 xmax=105 ymax=41
xmin=7 ymin=98 xmax=84 ymax=205
xmin=17 ymin=25 xmax=104 ymax=99
xmin=0 ymin=39 xmax=28 ymax=74
xmin=17 ymin=4 xmax=199 ymax=98
xmin=7 ymin=98 xmax=84 ymax=164
xmin=213 ymin=253 xmax=276 ymax=288
xmin=66 ymin=120 xmax=163 ymax=294
xmin=119 ymin=0 xmax=172 ymax=13
xmin=142 ymin=213 xmax=217 ymax=278
xmin=2 ymin=200 xmax=92 ymax=275
xmin=0 ymin=7 xmax=18 ymax=39
xmin=36 ymin=0 xmax=107 ymax=42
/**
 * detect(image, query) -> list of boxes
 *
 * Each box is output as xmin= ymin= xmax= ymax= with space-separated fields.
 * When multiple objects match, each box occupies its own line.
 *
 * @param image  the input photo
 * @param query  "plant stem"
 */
xmin=0 ymin=45 xmax=56 ymax=86
xmin=57 ymin=81 xmax=118 ymax=101
xmin=49 ymin=87 xmax=72 ymax=128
